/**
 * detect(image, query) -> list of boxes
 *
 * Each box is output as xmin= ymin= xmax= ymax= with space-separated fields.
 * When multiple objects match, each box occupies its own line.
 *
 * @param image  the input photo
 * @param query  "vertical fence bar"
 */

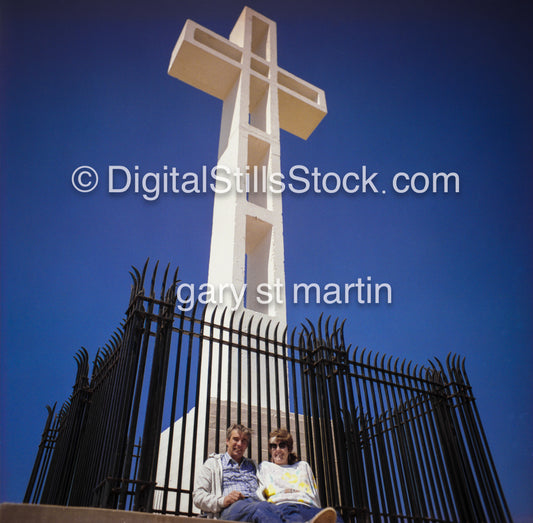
xmin=214 ymin=308 xmax=227 ymax=454
xmin=32 ymin=415 xmax=60 ymax=505
xmin=225 ymin=311 xmax=234 ymax=435
xmin=456 ymin=357 xmax=513 ymax=522
xmin=39 ymin=349 xmax=90 ymax=506
xmin=235 ymin=311 xmax=245 ymax=426
xmin=253 ymin=317 xmax=263 ymax=462
xmin=133 ymin=266 xmax=177 ymax=512
xmin=359 ymin=350 xmax=386 ymax=521
xmin=158 ymin=295 xmax=188 ymax=514
xmin=185 ymin=304 xmax=211 ymax=515
xmin=367 ymin=353 xmax=395 ymax=522
xmin=172 ymin=300 xmax=198 ymax=514
xmin=117 ymin=269 xmax=160 ymax=509
xmin=24 ymin=404 xmax=56 ymax=503
xmin=391 ymin=359 xmax=425 ymax=522
xmin=202 ymin=305 xmax=217 ymax=460
xmin=428 ymin=362 xmax=474 ymax=521
xmin=420 ymin=365 xmax=459 ymax=522
xmin=289 ymin=328 xmax=302 ymax=458
xmin=280 ymin=326 xmax=291 ymax=434
xmin=405 ymin=363 xmax=441 ymax=520
xmin=264 ymin=320 xmax=273 ymax=450
xmin=246 ymin=315 xmax=253 ymax=448
xmin=344 ymin=347 xmax=370 ymax=523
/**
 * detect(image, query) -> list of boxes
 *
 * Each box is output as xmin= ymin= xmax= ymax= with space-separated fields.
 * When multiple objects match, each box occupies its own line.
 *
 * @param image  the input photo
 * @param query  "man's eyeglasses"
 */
xmin=269 ymin=441 xmax=288 ymax=450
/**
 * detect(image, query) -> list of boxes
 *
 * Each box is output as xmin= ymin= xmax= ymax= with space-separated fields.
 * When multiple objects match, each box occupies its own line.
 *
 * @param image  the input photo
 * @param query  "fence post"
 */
xmin=133 ymin=266 xmax=178 ymax=512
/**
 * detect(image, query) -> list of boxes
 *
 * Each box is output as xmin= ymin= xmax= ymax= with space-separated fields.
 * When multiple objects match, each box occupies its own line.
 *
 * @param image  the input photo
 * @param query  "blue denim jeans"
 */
xmin=271 ymin=502 xmax=344 ymax=523
xmin=220 ymin=498 xmax=284 ymax=522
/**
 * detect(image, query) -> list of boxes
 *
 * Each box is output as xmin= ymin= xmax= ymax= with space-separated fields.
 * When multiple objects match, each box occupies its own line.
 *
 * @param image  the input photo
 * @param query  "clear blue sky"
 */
xmin=1 ymin=0 xmax=532 ymax=520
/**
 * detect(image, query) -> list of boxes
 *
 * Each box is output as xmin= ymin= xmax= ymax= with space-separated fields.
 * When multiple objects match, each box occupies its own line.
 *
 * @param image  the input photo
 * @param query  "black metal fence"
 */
xmin=25 ymin=261 xmax=512 ymax=522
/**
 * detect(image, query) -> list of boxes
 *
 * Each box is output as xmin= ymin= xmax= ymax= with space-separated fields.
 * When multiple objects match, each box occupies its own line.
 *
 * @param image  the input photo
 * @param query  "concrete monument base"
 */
xmin=0 ymin=503 xmax=228 ymax=523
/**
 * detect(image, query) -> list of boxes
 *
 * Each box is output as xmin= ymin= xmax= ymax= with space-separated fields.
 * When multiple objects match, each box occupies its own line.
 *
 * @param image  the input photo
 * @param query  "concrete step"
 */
xmin=0 ymin=503 xmax=222 ymax=523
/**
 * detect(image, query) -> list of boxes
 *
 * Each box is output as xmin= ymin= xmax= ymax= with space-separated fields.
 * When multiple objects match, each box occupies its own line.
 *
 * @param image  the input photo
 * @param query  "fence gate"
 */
xmin=25 ymin=261 xmax=513 ymax=522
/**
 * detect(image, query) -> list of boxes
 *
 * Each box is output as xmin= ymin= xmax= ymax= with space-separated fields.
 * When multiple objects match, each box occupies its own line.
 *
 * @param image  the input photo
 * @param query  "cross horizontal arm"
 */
xmin=168 ymin=15 xmax=327 ymax=140
xmin=277 ymin=67 xmax=327 ymax=139
xmin=168 ymin=20 xmax=243 ymax=100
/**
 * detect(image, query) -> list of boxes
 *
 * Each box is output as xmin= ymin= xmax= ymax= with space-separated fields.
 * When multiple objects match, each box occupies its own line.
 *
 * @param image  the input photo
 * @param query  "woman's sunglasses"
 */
xmin=269 ymin=441 xmax=288 ymax=450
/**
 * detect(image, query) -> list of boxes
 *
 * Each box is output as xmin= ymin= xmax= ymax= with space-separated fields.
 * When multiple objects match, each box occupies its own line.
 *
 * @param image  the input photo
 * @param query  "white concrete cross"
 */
xmin=168 ymin=6 xmax=327 ymax=324
xmin=155 ymin=11 xmax=327 ymax=504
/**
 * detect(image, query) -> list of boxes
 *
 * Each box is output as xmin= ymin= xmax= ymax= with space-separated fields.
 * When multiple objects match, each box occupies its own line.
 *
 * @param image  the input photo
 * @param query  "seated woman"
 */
xmin=257 ymin=428 xmax=343 ymax=523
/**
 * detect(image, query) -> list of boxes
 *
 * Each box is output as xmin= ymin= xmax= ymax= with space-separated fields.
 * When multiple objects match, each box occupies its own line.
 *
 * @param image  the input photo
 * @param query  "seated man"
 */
xmin=193 ymin=423 xmax=282 ymax=521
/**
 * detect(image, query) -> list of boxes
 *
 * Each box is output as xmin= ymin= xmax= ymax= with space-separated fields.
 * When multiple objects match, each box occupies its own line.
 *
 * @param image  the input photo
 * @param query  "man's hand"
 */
xmin=223 ymin=490 xmax=245 ymax=507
